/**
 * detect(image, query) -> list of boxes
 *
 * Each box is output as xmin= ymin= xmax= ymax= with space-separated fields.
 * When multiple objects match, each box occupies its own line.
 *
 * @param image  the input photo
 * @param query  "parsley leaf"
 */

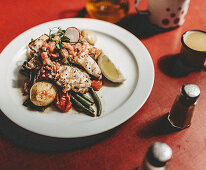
xmin=57 ymin=28 xmax=65 ymax=36
xmin=49 ymin=34 xmax=56 ymax=41
xmin=55 ymin=43 xmax=61 ymax=50
xmin=61 ymin=36 xmax=70 ymax=42
xmin=60 ymin=49 xmax=70 ymax=65
xmin=42 ymin=47 xmax=47 ymax=52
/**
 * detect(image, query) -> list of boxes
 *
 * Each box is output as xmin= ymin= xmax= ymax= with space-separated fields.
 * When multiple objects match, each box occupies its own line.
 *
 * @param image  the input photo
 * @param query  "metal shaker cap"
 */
xmin=146 ymin=142 xmax=172 ymax=167
xmin=181 ymin=84 xmax=200 ymax=104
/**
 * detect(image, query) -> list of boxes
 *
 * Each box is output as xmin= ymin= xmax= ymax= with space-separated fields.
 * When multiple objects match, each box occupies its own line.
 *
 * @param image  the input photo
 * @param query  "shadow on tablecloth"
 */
xmin=158 ymin=54 xmax=204 ymax=78
xmin=0 ymin=110 xmax=119 ymax=153
xmin=136 ymin=113 xmax=181 ymax=138
xmin=116 ymin=14 xmax=175 ymax=39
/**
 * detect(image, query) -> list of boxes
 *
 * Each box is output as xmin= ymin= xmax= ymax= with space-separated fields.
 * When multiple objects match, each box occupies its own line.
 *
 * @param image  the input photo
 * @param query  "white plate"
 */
xmin=0 ymin=18 xmax=154 ymax=138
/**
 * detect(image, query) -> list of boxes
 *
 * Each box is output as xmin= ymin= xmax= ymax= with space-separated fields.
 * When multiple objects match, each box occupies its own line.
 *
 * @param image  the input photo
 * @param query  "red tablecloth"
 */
xmin=1 ymin=0 xmax=206 ymax=169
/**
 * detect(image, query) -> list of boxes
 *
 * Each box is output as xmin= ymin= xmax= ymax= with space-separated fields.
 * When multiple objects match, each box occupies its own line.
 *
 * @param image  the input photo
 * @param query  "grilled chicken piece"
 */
xmin=29 ymin=34 xmax=49 ymax=53
xmin=56 ymin=65 xmax=91 ymax=93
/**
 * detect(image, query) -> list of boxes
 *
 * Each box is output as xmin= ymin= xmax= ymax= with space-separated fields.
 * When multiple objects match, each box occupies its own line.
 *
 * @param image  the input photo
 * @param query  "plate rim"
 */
xmin=0 ymin=18 xmax=154 ymax=138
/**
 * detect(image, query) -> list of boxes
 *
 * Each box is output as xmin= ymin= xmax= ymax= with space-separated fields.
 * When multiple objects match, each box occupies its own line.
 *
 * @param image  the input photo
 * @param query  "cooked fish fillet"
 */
xmin=29 ymin=34 xmax=49 ymax=53
xmin=55 ymin=65 xmax=91 ymax=93
xmin=70 ymin=53 xmax=102 ymax=79
xmin=62 ymin=41 xmax=102 ymax=79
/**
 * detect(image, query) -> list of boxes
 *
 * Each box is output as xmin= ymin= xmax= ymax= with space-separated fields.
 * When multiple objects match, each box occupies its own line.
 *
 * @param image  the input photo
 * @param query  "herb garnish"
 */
xmin=55 ymin=43 xmax=61 ymax=50
xmin=42 ymin=47 xmax=47 ymax=52
xmin=61 ymin=36 xmax=70 ymax=43
xmin=57 ymin=27 xmax=65 ymax=36
xmin=79 ymin=40 xmax=84 ymax=45
xmin=46 ymin=27 xmax=78 ymax=65
xmin=61 ymin=49 xmax=70 ymax=65
xmin=47 ymin=27 xmax=71 ymax=51
xmin=48 ymin=64 xmax=53 ymax=68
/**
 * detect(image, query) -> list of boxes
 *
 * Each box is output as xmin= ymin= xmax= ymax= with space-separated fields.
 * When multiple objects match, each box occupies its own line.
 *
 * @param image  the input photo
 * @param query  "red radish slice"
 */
xmin=64 ymin=27 xmax=80 ymax=43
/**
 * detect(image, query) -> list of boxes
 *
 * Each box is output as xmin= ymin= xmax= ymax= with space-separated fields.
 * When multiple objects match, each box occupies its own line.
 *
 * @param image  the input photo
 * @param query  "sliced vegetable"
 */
xmin=89 ymin=87 xmax=102 ymax=117
xmin=70 ymin=95 xmax=95 ymax=117
xmin=55 ymin=92 xmax=72 ymax=112
xmin=64 ymin=27 xmax=80 ymax=43
xmin=91 ymin=80 xmax=103 ymax=91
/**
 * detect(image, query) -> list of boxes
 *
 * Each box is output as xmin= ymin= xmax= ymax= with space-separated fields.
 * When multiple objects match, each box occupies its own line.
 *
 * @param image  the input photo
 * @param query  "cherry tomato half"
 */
xmin=55 ymin=91 xmax=72 ymax=112
xmin=91 ymin=80 xmax=103 ymax=91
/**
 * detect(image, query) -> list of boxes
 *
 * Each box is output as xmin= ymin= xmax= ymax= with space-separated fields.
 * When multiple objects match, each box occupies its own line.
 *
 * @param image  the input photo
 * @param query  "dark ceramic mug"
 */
xmin=180 ymin=30 xmax=206 ymax=68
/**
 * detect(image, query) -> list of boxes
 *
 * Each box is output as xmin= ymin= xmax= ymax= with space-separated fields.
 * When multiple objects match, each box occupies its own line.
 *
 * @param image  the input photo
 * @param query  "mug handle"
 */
xmin=135 ymin=0 xmax=150 ymax=15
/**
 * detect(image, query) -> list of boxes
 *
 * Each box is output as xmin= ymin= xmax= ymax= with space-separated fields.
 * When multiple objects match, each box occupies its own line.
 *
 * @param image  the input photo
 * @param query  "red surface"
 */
xmin=0 ymin=0 xmax=206 ymax=169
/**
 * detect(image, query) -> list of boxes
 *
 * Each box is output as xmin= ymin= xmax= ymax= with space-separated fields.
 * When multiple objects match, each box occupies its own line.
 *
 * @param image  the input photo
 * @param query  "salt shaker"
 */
xmin=168 ymin=84 xmax=200 ymax=129
xmin=139 ymin=142 xmax=172 ymax=170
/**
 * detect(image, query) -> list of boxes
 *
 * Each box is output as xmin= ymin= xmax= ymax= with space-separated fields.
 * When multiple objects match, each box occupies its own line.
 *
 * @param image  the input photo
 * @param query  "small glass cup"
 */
xmin=180 ymin=30 xmax=206 ymax=68
xmin=86 ymin=0 xmax=129 ymax=23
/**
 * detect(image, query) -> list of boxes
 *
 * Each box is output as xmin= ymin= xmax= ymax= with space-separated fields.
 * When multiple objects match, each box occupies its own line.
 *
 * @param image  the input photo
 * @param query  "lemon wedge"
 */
xmin=98 ymin=55 xmax=126 ymax=83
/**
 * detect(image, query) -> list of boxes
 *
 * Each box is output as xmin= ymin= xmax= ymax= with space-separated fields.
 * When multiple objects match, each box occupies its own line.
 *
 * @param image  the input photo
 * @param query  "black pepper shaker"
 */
xmin=168 ymin=83 xmax=200 ymax=129
xmin=139 ymin=142 xmax=172 ymax=170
